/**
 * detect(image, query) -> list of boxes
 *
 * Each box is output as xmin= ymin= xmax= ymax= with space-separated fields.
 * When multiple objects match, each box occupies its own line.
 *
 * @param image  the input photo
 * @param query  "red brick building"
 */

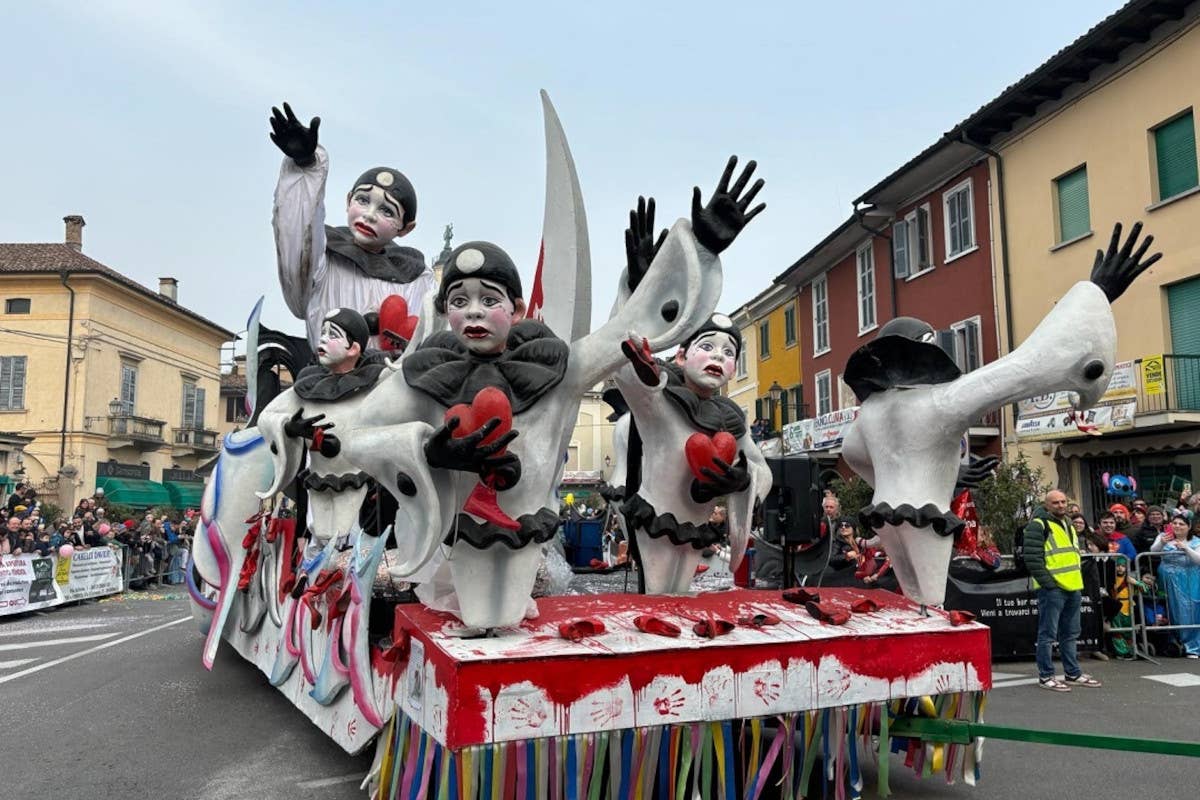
xmin=776 ymin=160 xmax=1002 ymax=459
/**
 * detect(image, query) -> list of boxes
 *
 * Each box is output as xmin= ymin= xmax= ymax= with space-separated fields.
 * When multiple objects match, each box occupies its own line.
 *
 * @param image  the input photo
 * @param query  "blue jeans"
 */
xmin=1036 ymin=586 xmax=1082 ymax=680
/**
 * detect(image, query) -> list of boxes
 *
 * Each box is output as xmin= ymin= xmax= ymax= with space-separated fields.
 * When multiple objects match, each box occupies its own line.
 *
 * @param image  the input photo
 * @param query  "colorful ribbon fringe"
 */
xmin=371 ymin=691 xmax=987 ymax=800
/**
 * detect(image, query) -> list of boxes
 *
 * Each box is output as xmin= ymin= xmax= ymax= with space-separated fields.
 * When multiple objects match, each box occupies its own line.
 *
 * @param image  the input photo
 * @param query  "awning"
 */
xmin=96 ymin=477 xmax=172 ymax=508
xmin=163 ymin=480 xmax=205 ymax=509
xmin=1056 ymin=427 xmax=1200 ymax=459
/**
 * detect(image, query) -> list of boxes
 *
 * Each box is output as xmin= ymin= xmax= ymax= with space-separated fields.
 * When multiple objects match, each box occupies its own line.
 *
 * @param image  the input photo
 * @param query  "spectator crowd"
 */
xmin=2 ymin=482 xmax=198 ymax=589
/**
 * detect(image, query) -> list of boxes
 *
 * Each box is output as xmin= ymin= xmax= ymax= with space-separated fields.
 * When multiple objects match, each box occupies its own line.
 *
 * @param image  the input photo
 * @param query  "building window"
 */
xmin=943 ymin=179 xmax=975 ymax=259
xmin=0 ymin=356 xmax=27 ymax=410
xmin=1152 ymin=110 xmax=1198 ymax=202
xmin=735 ymin=345 xmax=747 ymax=379
xmin=856 ymin=242 xmax=876 ymax=333
xmin=5 ymin=298 xmax=31 ymax=314
xmin=893 ymin=204 xmax=933 ymax=279
xmin=784 ymin=305 xmax=797 ymax=346
xmin=182 ymin=381 xmax=206 ymax=429
xmin=945 ymin=317 xmax=983 ymax=373
xmin=225 ymin=395 xmax=246 ymax=423
xmin=815 ymin=370 xmax=832 ymax=416
xmin=119 ymin=363 xmax=137 ymax=415
xmin=1055 ymin=165 xmax=1090 ymax=243
xmin=758 ymin=320 xmax=770 ymax=359
xmin=812 ymin=274 xmax=829 ymax=355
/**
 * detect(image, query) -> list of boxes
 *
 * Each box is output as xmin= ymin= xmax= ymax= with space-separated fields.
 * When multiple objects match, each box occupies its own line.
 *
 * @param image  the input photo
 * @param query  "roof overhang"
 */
xmin=775 ymin=216 xmax=874 ymax=289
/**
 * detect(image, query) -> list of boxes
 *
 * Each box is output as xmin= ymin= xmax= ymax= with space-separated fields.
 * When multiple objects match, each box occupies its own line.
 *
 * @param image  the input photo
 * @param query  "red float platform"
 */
xmin=390 ymin=588 xmax=991 ymax=750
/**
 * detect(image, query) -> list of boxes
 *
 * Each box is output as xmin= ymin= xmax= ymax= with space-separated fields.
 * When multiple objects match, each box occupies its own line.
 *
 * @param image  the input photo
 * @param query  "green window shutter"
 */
xmin=755 ymin=398 xmax=764 ymax=420
xmin=1168 ymin=276 xmax=1200 ymax=409
xmin=780 ymin=388 xmax=790 ymax=425
xmin=1156 ymin=112 xmax=1199 ymax=200
xmin=1056 ymin=167 xmax=1090 ymax=242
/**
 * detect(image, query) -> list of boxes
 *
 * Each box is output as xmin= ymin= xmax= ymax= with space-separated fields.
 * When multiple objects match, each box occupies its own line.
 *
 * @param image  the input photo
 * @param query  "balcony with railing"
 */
xmin=173 ymin=427 xmax=220 ymax=454
xmin=103 ymin=413 xmax=166 ymax=451
xmin=1132 ymin=354 xmax=1200 ymax=418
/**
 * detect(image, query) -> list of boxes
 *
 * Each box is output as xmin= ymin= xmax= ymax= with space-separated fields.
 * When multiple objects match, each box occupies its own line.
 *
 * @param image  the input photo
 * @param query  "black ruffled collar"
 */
xmin=292 ymin=352 xmax=387 ymax=402
xmin=661 ymin=364 xmax=747 ymax=438
xmin=402 ymin=320 xmax=569 ymax=414
xmin=325 ymin=225 xmax=427 ymax=283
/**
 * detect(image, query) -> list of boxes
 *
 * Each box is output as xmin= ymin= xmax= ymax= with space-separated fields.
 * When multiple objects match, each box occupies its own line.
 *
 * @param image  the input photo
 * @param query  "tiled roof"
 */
xmin=0 ymin=242 xmax=236 ymax=338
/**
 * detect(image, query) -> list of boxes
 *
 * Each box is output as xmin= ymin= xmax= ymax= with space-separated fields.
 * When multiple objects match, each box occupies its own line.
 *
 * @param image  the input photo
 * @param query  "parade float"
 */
xmin=186 ymin=91 xmax=1166 ymax=798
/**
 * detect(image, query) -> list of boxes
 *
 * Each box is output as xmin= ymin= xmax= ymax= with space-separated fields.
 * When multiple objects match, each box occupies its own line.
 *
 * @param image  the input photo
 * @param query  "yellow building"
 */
xmin=0 ymin=216 xmax=235 ymax=511
xmin=724 ymin=303 xmax=760 ymax=422
xmin=746 ymin=283 xmax=803 ymax=432
xmin=849 ymin=0 xmax=1200 ymax=517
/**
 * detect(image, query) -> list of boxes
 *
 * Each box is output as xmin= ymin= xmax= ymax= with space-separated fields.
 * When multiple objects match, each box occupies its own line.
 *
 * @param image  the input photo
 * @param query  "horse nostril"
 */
xmin=1083 ymin=360 xmax=1104 ymax=381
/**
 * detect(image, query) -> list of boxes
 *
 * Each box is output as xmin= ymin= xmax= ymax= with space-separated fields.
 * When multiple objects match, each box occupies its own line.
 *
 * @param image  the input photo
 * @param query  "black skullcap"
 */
xmin=844 ymin=316 xmax=961 ymax=403
xmin=681 ymin=313 xmax=743 ymax=357
xmin=322 ymin=307 xmax=370 ymax=354
xmin=435 ymin=241 xmax=523 ymax=314
xmin=348 ymin=167 xmax=417 ymax=224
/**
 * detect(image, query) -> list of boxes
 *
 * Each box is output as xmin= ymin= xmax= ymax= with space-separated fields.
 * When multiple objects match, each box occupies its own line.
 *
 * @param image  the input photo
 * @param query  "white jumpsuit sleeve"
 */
xmin=273 ymin=146 xmax=330 ymax=320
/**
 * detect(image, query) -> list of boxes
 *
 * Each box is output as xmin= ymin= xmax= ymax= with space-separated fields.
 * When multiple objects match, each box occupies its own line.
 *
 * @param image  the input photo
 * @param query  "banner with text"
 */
xmin=0 ymin=549 xmax=125 ymax=616
xmin=1015 ymin=360 xmax=1137 ymax=440
xmin=782 ymin=407 xmax=859 ymax=454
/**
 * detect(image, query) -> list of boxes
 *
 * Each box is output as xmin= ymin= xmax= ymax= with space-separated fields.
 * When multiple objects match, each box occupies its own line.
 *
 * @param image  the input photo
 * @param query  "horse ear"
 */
xmin=1102 ymin=472 xmax=1111 ymax=488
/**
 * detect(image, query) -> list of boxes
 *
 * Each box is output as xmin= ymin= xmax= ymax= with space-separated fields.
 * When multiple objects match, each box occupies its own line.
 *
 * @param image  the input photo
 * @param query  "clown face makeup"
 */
xmin=446 ymin=278 xmax=525 ymax=355
xmin=317 ymin=319 xmax=360 ymax=371
xmin=675 ymin=331 xmax=737 ymax=397
xmin=346 ymin=186 xmax=409 ymax=252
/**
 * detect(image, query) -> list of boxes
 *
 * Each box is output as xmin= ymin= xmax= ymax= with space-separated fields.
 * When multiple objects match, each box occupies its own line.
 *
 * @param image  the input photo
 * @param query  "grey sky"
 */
xmin=0 ymin=0 xmax=1125 ymax=352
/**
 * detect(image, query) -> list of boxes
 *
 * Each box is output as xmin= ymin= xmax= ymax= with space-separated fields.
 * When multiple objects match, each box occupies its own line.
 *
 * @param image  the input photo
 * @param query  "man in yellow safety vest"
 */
xmin=1023 ymin=489 xmax=1103 ymax=691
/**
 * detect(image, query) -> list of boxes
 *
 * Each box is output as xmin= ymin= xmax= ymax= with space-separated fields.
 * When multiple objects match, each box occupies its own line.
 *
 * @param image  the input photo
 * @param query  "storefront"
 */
xmin=94 ymin=461 xmax=171 ymax=509
xmin=162 ymin=468 xmax=205 ymax=510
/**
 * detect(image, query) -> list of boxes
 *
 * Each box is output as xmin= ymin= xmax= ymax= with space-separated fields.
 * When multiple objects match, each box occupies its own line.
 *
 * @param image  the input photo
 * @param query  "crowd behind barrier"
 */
xmin=1 ymin=482 xmax=197 ymax=615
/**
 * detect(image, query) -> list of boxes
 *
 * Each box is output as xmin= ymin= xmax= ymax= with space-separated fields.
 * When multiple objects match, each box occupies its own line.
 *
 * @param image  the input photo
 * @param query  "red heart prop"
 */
xmin=379 ymin=295 xmax=419 ymax=351
xmin=445 ymin=387 xmax=513 ymax=450
xmin=684 ymin=432 xmax=738 ymax=482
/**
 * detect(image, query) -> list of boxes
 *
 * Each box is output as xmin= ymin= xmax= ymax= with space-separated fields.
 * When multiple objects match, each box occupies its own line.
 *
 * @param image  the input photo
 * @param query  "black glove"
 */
xmin=482 ymin=451 xmax=522 ymax=491
xmin=424 ymin=416 xmax=519 ymax=475
xmin=956 ymin=455 xmax=999 ymax=489
xmin=624 ymin=195 xmax=668 ymax=294
xmin=283 ymin=408 xmax=327 ymax=440
xmin=1090 ymin=221 xmax=1161 ymax=302
xmin=621 ymin=336 xmax=661 ymax=387
xmin=269 ymin=102 xmax=321 ymax=167
xmin=691 ymin=156 xmax=766 ymax=255
xmin=690 ymin=451 xmax=751 ymax=504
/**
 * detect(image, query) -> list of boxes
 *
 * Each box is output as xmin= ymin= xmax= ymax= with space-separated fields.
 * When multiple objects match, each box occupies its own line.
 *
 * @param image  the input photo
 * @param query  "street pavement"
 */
xmin=2 ymin=587 xmax=1198 ymax=799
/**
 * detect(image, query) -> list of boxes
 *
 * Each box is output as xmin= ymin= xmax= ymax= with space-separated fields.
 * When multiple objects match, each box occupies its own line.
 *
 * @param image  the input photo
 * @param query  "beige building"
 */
xmin=0 ymin=216 xmax=235 ymax=511
xmin=724 ymin=302 xmax=760 ymax=423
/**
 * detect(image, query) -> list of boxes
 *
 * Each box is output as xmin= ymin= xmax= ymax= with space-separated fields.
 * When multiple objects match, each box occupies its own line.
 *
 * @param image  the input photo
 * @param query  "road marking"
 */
xmin=991 ymin=671 xmax=1027 ymax=681
xmin=0 ymin=658 xmax=38 ymax=669
xmin=0 ymin=617 xmax=191 ymax=685
xmin=0 ymin=621 xmax=111 ymax=638
xmin=0 ymin=632 xmax=121 ymax=652
xmin=1143 ymin=672 xmax=1200 ymax=687
xmin=296 ymin=774 xmax=364 ymax=789
xmin=992 ymin=677 xmax=1041 ymax=689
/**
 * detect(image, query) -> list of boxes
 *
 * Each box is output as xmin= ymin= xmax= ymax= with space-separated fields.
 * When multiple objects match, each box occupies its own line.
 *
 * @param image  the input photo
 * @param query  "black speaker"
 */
xmin=763 ymin=454 xmax=821 ymax=545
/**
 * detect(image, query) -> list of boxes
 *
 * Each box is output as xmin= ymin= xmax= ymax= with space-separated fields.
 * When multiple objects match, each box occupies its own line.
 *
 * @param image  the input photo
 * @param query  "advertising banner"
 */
xmin=0 ymin=549 xmax=125 ymax=616
xmin=782 ymin=407 xmax=859 ymax=454
xmin=1016 ymin=360 xmax=1137 ymax=440
xmin=1141 ymin=354 xmax=1165 ymax=396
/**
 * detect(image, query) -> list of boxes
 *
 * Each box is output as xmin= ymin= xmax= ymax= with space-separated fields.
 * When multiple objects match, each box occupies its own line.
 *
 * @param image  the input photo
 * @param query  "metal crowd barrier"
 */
xmin=1079 ymin=552 xmax=1144 ymax=661
xmin=1132 ymin=550 xmax=1200 ymax=666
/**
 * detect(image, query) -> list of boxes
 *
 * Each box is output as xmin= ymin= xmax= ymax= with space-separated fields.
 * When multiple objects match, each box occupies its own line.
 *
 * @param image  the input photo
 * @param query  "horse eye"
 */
xmin=1083 ymin=360 xmax=1104 ymax=381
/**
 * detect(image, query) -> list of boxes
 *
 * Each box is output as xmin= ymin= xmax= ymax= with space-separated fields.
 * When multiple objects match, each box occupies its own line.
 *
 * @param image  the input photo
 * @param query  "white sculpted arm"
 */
xmin=273 ymin=145 xmax=330 ymax=319
xmin=254 ymin=397 xmax=306 ymax=500
xmin=727 ymin=434 xmax=772 ymax=570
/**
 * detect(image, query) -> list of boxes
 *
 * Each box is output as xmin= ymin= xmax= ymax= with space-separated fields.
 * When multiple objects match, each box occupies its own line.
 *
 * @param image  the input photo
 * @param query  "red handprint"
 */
xmin=753 ymin=677 xmax=781 ymax=705
xmin=511 ymin=697 xmax=549 ymax=730
xmin=653 ymin=688 xmax=686 ymax=717
xmin=589 ymin=695 xmax=625 ymax=726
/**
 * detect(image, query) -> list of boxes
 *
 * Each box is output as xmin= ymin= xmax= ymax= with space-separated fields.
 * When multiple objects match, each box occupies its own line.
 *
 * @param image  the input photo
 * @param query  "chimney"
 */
xmin=158 ymin=277 xmax=178 ymax=302
xmin=63 ymin=215 xmax=86 ymax=251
